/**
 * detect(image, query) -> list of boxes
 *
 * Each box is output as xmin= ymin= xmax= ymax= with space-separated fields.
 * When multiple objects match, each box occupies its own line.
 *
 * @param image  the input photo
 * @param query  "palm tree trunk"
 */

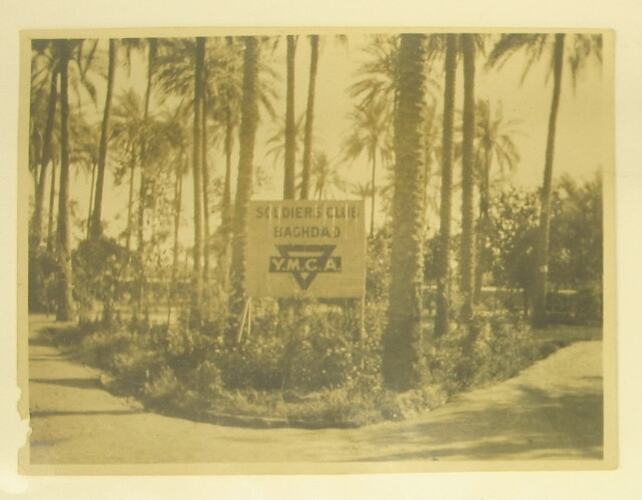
xmin=46 ymin=157 xmax=57 ymax=252
xmin=86 ymin=161 xmax=97 ymax=240
xmin=300 ymin=34 xmax=319 ymax=200
xmin=422 ymin=142 xmax=431 ymax=222
xmin=201 ymin=75 xmax=211 ymax=286
xmin=474 ymin=149 xmax=491 ymax=304
xmin=283 ymin=35 xmax=297 ymax=200
xmin=434 ymin=34 xmax=457 ymax=338
xmin=55 ymin=39 xmax=75 ymax=321
xmin=369 ymin=146 xmax=377 ymax=237
xmin=135 ymin=39 xmax=157 ymax=315
xmin=191 ymin=36 xmax=205 ymax=322
xmin=382 ymin=33 xmax=427 ymax=391
xmin=168 ymin=159 xmax=183 ymax=324
xmin=125 ymin=154 xmax=135 ymax=253
xmin=229 ymin=36 xmax=259 ymax=334
xmin=219 ymin=103 xmax=234 ymax=290
xmin=90 ymin=38 xmax=117 ymax=240
xmin=460 ymin=34 xmax=476 ymax=321
xmin=32 ymin=67 xmax=58 ymax=247
xmin=533 ymin=33 xmax=565 ymax=327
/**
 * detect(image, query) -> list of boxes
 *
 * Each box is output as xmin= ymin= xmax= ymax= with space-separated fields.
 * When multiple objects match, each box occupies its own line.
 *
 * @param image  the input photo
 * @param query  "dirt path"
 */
xmin=28 ymin=316 xmax=603 ymax=464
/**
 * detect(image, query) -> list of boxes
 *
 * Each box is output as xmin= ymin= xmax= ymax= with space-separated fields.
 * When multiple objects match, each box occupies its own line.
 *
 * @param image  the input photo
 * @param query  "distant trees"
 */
xmin=473 ymin=100 xmax=520 ymax=302
xmin=343 ymin=98 xmax=390 ymax=237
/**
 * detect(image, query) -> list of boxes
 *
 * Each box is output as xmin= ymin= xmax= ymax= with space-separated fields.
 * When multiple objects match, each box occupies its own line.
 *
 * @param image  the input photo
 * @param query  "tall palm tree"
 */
xmin=459 ymin=33 xmax=476 ymax=320
xmin=55 ymin=39 xmax=75 ymax=321
xmin=473 ymin=100 xmax=520 ymax=302
xmin=201 ymin=62 xmax=213 ymax=286
xmin=343 ymin=97 xmax=390 ymax=237
xmin=135 ymin=37 xmax=158 ymax=315
xmin=487 ymin=32 xmax=602 ymax=326
xmin=300 ymin=34 xmax=319 ymax=200
xmin=434 ymin=34 xmax=457 ymax=338
xmin=283 ymin=35 xmax=298 ymax=199
xmin=382 ymin=33 xmax=428 ymax=391
xmin=31 ymin=45 xmax=58 ymax=247
xmin=229 ymin=36 xmax=260 ymax=331
xmin=89 ymin=38 xmax=118 ymax=240
xmin=218 ymin=36 xmax=242 ymax=290
xmin=191 ymin=36 xmax=205 ymax=321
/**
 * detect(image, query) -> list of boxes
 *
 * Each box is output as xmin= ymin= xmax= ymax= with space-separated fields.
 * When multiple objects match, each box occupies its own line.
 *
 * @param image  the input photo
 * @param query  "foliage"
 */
xmin=427 ymin=313 xmax=542 ymax=394
xmin=72 ymin=237 xmax=131 ymax=322
xmin=28 ymin=246 xmax=59 ymax=313
xmin=488 ymin=177 xmax=602 ymax=323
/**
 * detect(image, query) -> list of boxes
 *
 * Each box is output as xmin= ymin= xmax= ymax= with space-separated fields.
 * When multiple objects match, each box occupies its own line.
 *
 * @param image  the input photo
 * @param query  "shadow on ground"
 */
xmin=357 ymin=383 xmax=603 ymax=461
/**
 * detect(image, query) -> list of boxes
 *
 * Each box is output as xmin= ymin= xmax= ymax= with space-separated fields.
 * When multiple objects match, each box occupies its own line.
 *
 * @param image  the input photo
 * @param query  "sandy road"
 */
xmin=27 ymin=315 xmax=603 ymax=465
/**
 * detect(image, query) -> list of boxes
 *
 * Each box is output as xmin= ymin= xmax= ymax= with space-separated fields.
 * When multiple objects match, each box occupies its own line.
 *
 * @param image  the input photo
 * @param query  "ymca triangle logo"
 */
xmin=269 ymin=244 xmax=342 ymax=290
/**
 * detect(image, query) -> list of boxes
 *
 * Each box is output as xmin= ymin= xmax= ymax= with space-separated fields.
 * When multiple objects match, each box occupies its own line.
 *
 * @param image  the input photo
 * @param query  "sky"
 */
xmin=32 ymin=32 xmax=608 ymax=248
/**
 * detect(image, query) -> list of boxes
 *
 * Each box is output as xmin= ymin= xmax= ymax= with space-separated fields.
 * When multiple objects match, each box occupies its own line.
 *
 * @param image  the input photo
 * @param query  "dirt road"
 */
xmin=27 ymin=316 xmax=603 ymax=464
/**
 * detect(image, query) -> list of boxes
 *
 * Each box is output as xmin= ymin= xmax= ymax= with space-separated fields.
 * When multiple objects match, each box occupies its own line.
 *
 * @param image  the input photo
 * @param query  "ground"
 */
xmin=27 ymin=315 xmax=603 ymax=464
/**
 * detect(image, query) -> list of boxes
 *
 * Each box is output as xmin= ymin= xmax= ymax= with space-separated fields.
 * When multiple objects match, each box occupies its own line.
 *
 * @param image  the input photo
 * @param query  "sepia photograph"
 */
xmin=18 ymin=27 xmax=615 ymax=473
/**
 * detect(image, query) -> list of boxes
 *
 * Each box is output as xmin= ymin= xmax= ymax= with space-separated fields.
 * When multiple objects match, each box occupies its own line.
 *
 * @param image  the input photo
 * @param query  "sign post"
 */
xmin=244 ymin=200 xmax=366 ymax=338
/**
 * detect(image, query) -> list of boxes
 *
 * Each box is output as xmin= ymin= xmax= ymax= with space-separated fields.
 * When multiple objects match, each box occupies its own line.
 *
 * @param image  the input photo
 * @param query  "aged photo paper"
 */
xmin=16 ymin=26 xmax=616 ymax=475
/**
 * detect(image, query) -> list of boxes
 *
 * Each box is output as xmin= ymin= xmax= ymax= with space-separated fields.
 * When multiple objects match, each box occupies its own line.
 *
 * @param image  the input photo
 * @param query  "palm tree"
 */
xmin=191 ymin=36 xmax=205 ymax=321
xmin=218 ymin=36 xmax=243 ymax=290
xmin=229 ymin=36 xmax=260 ymax=332
xmin=201 ymin=48 xmax=212 ymax=285
xmin=434 ymin=34 xmax=458 ymax=338
xmin=343 ymin=97 xmax=390 ymax=237
xmin=265 ymin=112 xmax=305 ymax=168
xmin=473 ymin=99 xmax=520 ymax=302
xmin=89 ymin=38 xmax=118 ymax=240
xmin=159 ymin=103 xmax=190 ymax=323
xmin=487 ymin=32 xmax=602 ymax=326
xmin=459 ymin=33 xmax=476 ymax=320
xmin=350 ymin=35 xmax=400 ymax=118
xmin=30 ymin=44 xmax=58 ymax=247
xmin=110 ymin=89 xmax=146 ymax=253
xmin=30 ymin=39 xmax=99 ymax=246
xmin=382 ymin=33 xmax=428 ymax=391
xmin=300 ymin=34 xmax=319 ymax=200
xmin=55 ymin=39 xmax=75 ymax=321
xmin=283 ymin=35 xmax=298 ymax=200
xmin=309 ymin=151 xmax=345 ymax=200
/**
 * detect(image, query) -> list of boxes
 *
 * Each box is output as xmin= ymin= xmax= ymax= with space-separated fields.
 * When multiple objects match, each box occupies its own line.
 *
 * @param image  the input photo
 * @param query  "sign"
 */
xmin=246 ymin=200 xmax=366 ymax=298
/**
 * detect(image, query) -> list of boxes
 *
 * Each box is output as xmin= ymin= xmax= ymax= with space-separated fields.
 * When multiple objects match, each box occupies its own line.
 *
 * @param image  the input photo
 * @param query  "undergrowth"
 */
xmin=43 ymin=301 xmax=558 ymax=428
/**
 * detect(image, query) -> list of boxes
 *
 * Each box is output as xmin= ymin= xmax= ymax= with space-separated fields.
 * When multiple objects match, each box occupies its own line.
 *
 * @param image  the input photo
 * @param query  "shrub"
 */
xmin=28 ymin=246 xmax=58 ymax=314
xmin=72 ymin=237 xmax=131 ymax=322
xmin=427 ymin=313 xmax=540 ymax=395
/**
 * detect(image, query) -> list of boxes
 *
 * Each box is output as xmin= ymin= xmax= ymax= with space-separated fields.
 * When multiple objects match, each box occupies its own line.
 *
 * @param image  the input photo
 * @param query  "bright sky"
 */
xmin=45 ymin=32 xmax=607 ymax=247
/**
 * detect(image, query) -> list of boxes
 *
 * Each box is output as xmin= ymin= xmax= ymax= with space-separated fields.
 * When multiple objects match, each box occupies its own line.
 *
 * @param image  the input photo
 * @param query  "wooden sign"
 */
xmin=246 ymin=200 xmax=366 ymax=298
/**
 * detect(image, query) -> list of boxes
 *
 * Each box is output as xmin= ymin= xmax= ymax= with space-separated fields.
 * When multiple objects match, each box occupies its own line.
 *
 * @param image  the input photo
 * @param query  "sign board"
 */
xmin=246 ymin=200 xmax=366 ymax=298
